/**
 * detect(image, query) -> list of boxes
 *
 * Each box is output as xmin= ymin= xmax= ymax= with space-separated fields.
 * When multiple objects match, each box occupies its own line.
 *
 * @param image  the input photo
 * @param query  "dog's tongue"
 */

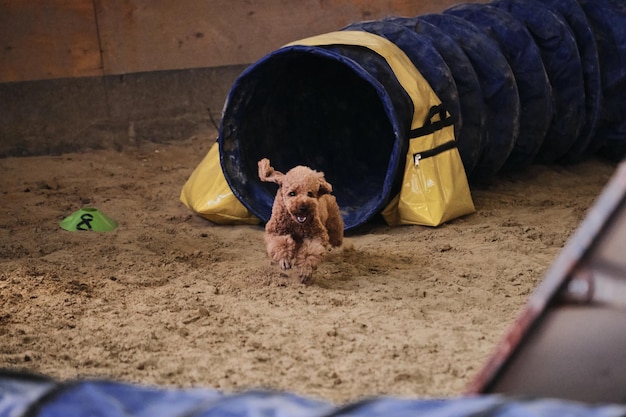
xmin=296 ymin=215 xmax=307 ymax=224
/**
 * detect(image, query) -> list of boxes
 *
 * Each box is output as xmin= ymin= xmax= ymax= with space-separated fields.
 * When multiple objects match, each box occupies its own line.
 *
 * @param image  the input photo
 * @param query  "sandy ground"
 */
xmin=0 ymin=131 xmax=618 ymax=404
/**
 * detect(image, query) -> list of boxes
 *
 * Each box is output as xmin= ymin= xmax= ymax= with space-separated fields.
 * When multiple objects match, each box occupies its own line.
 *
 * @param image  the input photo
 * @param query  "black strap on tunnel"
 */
xmin=409 ymin=104 xmax=455 ymax=138
xmin=409 ymin=104 xmax=457 ymax=164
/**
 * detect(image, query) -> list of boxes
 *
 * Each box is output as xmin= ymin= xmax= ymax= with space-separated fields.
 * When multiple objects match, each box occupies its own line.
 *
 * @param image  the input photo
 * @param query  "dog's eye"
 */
xmin=307 ymin=191 xmax=314 ymax=198
xmin=288 ymin=191 xmax=296 ymax=197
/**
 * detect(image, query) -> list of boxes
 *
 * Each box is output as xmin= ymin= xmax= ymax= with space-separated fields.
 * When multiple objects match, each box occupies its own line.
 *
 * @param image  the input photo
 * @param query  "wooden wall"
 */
xmin=0 ymin=1 xmax=102 ymax=81
xmin=0 ymin=0 xmax=485 ymax=83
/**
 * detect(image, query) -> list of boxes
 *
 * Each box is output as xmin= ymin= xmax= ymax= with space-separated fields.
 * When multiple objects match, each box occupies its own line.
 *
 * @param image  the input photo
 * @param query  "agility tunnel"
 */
xmin=184 ymin=0 xmax=626 ymax=231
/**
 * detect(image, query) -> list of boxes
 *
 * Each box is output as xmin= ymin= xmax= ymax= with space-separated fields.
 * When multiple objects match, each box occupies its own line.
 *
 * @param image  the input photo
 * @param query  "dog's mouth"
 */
xmin=293 ymin=204 xmax=311 ymax=224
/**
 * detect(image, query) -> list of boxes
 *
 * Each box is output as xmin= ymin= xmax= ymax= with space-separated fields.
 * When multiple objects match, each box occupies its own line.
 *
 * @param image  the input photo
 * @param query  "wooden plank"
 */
xmin=95 ymin=0 xmax=486 ymax=75
xmin=0 ymin=0 xmax=103 ymax=82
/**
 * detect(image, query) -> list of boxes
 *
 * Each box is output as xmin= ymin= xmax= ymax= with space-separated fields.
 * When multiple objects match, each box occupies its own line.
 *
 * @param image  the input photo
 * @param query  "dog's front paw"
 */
xmin=279 ymin=258 xmax=292 ymax=270
xmin=298 ymin=266 xmax=314 ymax=285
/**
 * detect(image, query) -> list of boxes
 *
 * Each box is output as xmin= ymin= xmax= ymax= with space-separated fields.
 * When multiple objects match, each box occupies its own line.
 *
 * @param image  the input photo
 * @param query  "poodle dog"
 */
xmin=258 ymin=158 xmax=344 ymax=285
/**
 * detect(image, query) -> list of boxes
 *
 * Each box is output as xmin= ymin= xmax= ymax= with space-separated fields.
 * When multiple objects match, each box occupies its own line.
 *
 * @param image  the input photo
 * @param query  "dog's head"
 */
xmin=258 ymin=158 xmax=332 ymax=225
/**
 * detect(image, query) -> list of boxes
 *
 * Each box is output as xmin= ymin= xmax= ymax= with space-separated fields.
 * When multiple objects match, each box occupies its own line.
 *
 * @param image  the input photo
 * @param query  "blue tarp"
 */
xmin=3 ymin=372 xmax=626 ymax=417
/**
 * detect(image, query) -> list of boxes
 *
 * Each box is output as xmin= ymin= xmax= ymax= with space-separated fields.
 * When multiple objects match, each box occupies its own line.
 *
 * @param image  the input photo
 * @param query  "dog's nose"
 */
xmin=298 ymin=204 xmax=308 ymax=213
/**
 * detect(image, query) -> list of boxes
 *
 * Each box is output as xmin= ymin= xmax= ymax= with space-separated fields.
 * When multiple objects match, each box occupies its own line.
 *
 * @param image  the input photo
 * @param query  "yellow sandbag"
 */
xmin=179 ymin=143 xmax=260 ymax=225
xmin=289 ymin=31 xmax=475 ymax=226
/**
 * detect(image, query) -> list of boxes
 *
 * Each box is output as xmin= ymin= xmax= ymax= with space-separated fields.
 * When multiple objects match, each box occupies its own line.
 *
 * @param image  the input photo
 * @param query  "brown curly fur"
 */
xmin=258 ymin=158 xmax=344 ymax=285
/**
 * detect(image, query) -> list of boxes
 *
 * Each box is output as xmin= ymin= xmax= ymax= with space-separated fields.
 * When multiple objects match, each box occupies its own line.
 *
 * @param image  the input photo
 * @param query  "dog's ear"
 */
xmin=258 ymin=158 xmax=284 ymax=185
xmin=318 ymin=175 xmax=333 ymax=195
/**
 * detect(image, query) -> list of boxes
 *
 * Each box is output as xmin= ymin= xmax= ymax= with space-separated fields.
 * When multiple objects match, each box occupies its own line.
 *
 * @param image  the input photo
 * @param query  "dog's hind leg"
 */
xmin=321 ymin=196 xmax=344 ymax=248
xmin=264 ymin=234 xmax=296 ymax=270
xmin=326 ymin=214 xmax=344 ymax=248
xmin=295 ymin=238 xmax=326 ymax=285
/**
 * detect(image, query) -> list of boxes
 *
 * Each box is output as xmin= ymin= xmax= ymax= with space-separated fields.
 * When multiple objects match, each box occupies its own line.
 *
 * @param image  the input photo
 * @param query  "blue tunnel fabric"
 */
xmin=578 ymin=0 xmax=626 ymax=160
xmin=444 ymin=4 xmax=552 ymax=171
xmin=216 ymin=0 xmax=626 ymax=230
xmin=6 ymin=373 xmax=626 ymax=417
xmin=387 ymin=16 xmax=485 ymax=175
xmin=219 ymin=44 xmax=413 ymax=231
xmin=540 ymin=0 xmax=603 ymax=162
xmin=491 ymin=0 xmax=586 ymax=163
xmin=418 ymin=13 xmax=520 ymax=178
